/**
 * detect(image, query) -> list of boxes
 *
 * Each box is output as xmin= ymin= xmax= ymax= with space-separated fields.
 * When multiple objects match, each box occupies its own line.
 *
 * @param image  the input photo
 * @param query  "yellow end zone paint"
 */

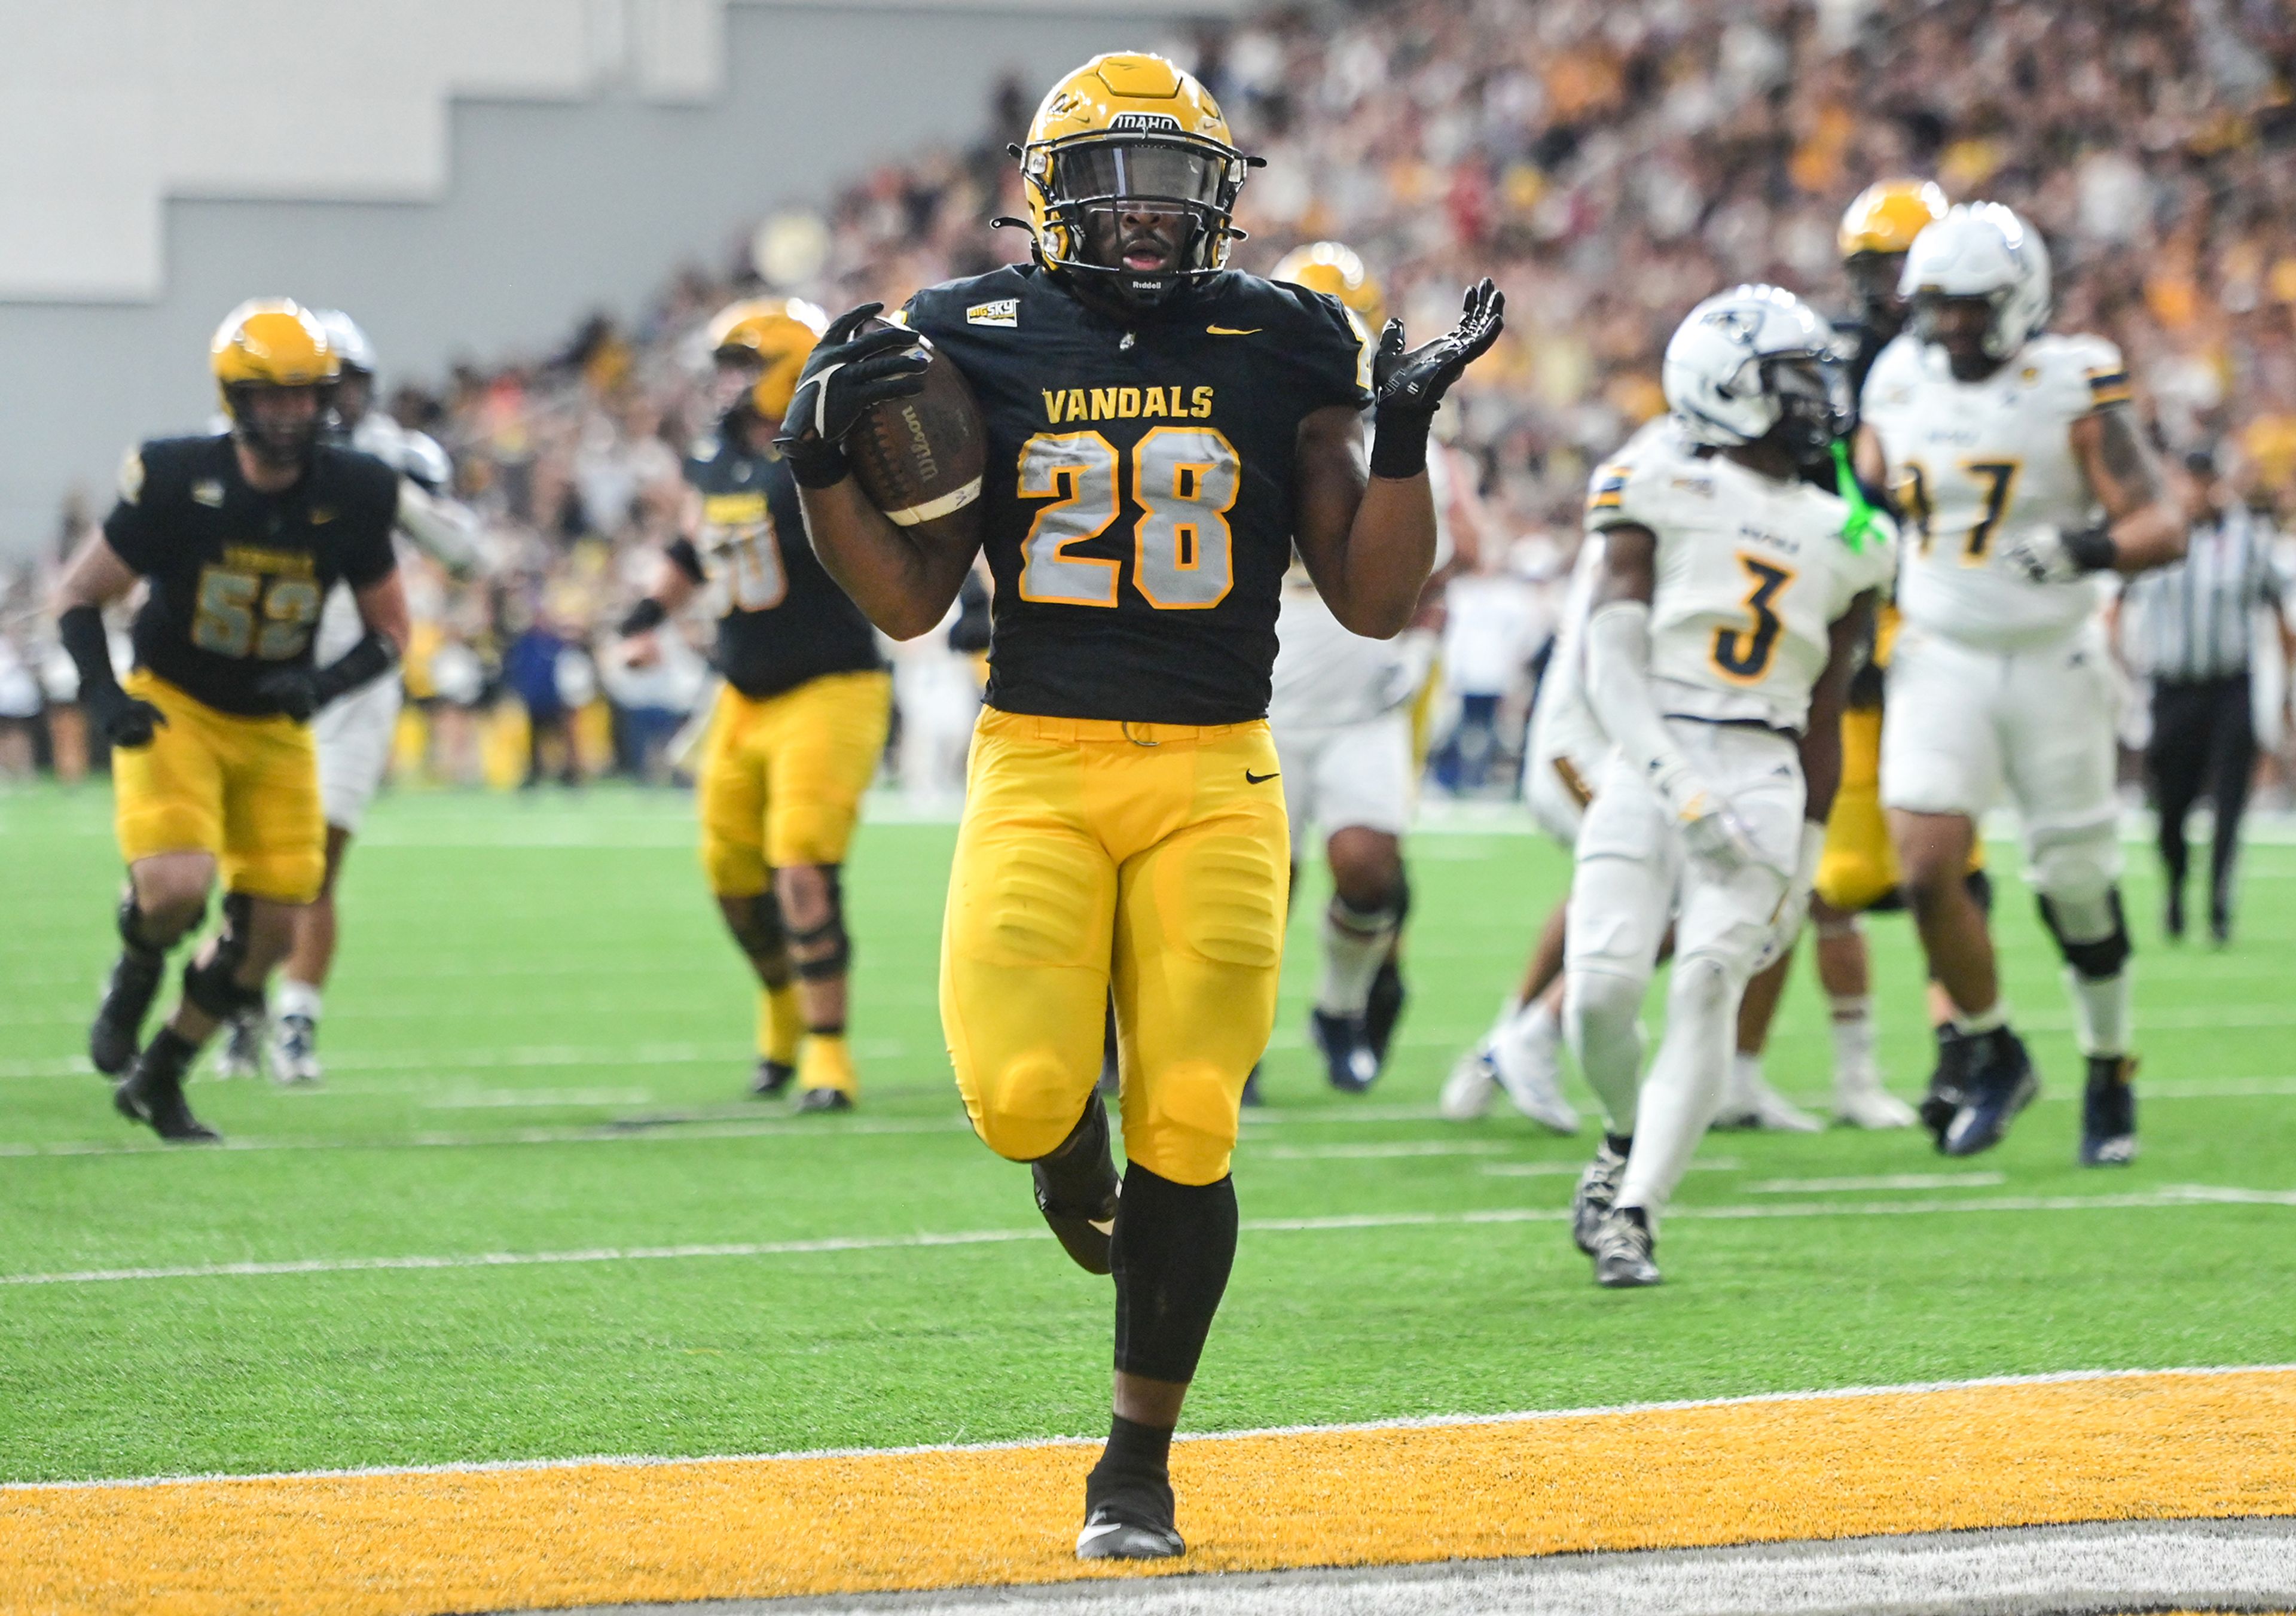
xmin=7 ymin=1368 xmax=2295 ymax=1615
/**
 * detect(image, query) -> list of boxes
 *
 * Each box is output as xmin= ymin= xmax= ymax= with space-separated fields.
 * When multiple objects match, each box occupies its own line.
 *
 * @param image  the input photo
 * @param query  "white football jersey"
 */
xmin=316 ymin=413 xmax=459 ymax=661
xmin=1526 ymin=530 xmax=1606 ymax=774
xmin=1587 ymin=416 xmax=1897 ymax=732
xmin=1861 ymin=330 xmax=2125 ymax=648
xmin=1269 ymin=435 xmax=1455 ymax=728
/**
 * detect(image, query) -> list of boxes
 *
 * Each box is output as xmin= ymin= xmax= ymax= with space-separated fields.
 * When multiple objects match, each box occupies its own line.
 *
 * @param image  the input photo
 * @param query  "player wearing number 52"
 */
xmin=615 ymin=298 xmax=891 ymax=1112
xmin=53 ymin=300 xmax=409 ymax=1143
xmin=784 ymin=52 xmax=1502 ymax=1562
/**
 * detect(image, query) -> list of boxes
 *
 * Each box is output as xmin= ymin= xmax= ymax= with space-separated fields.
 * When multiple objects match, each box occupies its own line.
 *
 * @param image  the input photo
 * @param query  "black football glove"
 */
xmin=1369 ymin=278 xmax=1506 ymax=478
xmin=775 ymin=303 xmax=932 ymax=489
xmin=87 ymin=685 xmax=167 ymax=751
xmin=254 ymin=666 xmax=324 ymax=723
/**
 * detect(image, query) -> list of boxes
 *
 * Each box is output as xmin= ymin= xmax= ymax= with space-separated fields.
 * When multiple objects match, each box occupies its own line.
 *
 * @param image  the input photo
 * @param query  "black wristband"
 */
xmin=2064 ymin=525 xmax=2117 ymax=573
xmin=618 ymin=597 xmax=668 ymax=638
xmin=312 ymin=632 xmax=399 ymax=706
xmin=57 ymin=605 xmax=124 ymax=706
xmin=1369 ymin=408 xmax=1434 ymax=480
xmin=780 ymin=437 xmax=851 ymax=490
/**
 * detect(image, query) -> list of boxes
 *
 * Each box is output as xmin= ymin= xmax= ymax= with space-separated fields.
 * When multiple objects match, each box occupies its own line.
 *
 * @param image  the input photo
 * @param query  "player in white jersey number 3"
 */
xmin=1863 ymin=205 xmax=2183 ymax=1166
xmin=1565 ymin=286 xmax=1897 ymax=1288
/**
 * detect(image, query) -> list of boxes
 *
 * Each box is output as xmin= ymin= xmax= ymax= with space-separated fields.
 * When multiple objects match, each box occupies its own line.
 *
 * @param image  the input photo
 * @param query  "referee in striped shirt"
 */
xmin=2118 ymin=450 xmax=2291 ymax=945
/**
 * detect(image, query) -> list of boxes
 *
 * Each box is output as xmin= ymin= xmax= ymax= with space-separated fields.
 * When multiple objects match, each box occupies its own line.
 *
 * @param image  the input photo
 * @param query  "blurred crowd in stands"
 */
xmin=7 ymin=0 xmax=2296 ymax=798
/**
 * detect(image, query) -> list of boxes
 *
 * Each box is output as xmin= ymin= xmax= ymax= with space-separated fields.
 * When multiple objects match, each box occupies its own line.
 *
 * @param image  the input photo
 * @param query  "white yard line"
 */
xmin=1745 ymin=1172 xmax=2007 ymax=1194
xmin=4 ymin=1185 xmax=2285 ymax=1291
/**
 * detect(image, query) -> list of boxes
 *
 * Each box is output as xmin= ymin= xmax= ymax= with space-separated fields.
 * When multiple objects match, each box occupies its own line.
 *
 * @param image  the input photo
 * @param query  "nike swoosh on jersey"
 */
xmin=1244 ymin=769 xmax=1278 ymax=783
xmin=1207 ymin=325 xmax=1262 ymax=336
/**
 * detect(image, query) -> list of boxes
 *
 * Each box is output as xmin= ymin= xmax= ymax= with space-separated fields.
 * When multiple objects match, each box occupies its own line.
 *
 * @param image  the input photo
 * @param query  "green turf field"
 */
xmin=2 ymin=782 xmax=2292 ymax=1486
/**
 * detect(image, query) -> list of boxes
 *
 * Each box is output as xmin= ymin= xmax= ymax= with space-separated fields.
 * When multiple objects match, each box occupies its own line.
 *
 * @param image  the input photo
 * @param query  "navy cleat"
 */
xmin=1941 ymin=1029 xmax=2039 ymax=1157
xmin=1919 ymin=1025 xmax=1973 ymax=1147
xmin=89 ymin=949 xmax=165 ymax=1077
xmin=749 ymin=1058 xmax=796 ymax=1098
xmin=1032 ymin=1093 xmax=1118 ymax=1275
xmin=2079 ymin=1054 xmax=2138 ymax=1167
xmin=1571 ymin=1140 xmax=1629 ymax=1255
xmin=1591 ymin=1205 xmax=1660 ymax=1288
xmin=1311 ymin=1008 xmax=1380 ymax=1093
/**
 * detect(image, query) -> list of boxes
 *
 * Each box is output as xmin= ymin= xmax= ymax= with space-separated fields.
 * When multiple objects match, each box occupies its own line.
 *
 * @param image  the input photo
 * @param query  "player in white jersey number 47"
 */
xmin=1862 ymin=204 xmax=2184 ymax=1167
xmin=1563 ymin=286 xmax=1897 ymax=1288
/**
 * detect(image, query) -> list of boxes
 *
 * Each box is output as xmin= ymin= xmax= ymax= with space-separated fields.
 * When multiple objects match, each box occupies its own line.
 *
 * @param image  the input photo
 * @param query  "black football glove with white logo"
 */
xmin=1369 ymin=278 xmax=1505 ymax=478
xmin=776 ymin=303 xmax=931 ymax=489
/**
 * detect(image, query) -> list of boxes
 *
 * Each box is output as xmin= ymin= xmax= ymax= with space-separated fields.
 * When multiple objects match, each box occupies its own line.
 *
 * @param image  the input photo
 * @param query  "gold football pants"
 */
xmin=697 ymin=669 xmax=893 ymax=894
xmin=941 ymin=710 xmax=1290 ymax=1186
xmin=111 ymin=670 xmax=324 ymax=903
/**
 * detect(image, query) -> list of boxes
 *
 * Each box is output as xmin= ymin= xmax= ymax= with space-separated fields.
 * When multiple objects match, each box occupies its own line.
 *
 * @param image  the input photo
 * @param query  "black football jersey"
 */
xmin=672 ymin=435 xmax=882 ymax=700
xmin=102 ymin=435 xmax=399 ymax=717
xmin=903 ymin=265 xmax=1371 ymax=725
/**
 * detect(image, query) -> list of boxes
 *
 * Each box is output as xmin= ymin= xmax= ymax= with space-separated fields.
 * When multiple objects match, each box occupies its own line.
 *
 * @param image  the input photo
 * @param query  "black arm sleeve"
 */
xmin=57 ymin=605 xmax=124 ymax=706
xmin=665 ymin=538 xmax=707 ymax=585
xmin=618 ymin=596 xmax=670 ymax=637
xmin=312 ymin=632 xmax=401 ymax=705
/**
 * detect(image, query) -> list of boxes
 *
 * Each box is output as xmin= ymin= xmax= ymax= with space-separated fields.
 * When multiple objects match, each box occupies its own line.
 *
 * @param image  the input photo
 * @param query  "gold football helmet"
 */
xmin=210 ymin=299 xmax=338 ymax=466
xmin=1271 ymin=242 xmax=1387 ymax=333
xmin=1838 ymin=179 xmax=1948 ymax=319
xmin=1018 ymin=52 xmax=1252 ymax=306
xmin=706 ymin=297 xmax=829 ymax=422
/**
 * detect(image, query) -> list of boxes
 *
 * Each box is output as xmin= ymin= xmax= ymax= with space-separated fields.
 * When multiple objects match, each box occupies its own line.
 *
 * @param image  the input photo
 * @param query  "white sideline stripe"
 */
xmin=7 ymin=1184 xmax=2289 ymax=1290
xmin=1480 ymin=1158 xmax=1741 ymax=1179
xmin=8 ymin=1361 xmax=2291 ymax=1495
xmin=1747 ymin=1172 xmax=2007 ymax=1194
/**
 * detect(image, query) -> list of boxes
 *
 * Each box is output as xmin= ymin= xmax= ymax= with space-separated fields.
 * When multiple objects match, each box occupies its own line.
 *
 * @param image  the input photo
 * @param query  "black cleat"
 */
xmin=792 ymin=1086 xmax=853 ymax=1114
xmin=1311 ymin=1008 xmax=1380 ymax=1093
xmin=1920 ymin=1025 xmax=1973 ymax=1147
xmin=1033 ymin=1092 xmax=1119 ymax=1275
xmin=1077 ymin=1472 xmax=1183 ymax=1560
xmin=1942 ymin=1029 xmax=2039 ymax=1157
xmin=1571 ymin=1141 xmax=1629 ymax=1255
xmin=749 ymin=1058 xmax=796 ymax=1097
xmin=1365 ymin=956 xmax=1406 ymax=1068
xmin=90 ymin=949 xmax=164 ymax=1077
xmin=1592 ymin=1205 xmax=1660 ymax=1288
xmin=2079 ymin=1054 xmax=2138 ymax=1167
xmin=113 ymin=1042 xmax=220 ymax=1144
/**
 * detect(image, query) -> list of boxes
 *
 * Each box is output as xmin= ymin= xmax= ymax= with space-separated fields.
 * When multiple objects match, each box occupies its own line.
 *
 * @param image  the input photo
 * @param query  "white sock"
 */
xmin=2066 ymin=969 xmax=2130 ymax=1058
xmin=1564 ymin=968 xmax=1646 ymax=1136
xmin=1317 ymin=897 xmax=1397 ymax=1017
xmin=274 ymin=978 xmax=322 ymax=1023
xmin=1954 ymin=999 xmax=2008 ymax=1036
xmin=1829 ymin=994 xmax=1877 ymax=1084
xmin=1617 ymin=956 xmax=1736 ymax=1227
xmin=1724 ymin=1051 xmax=1765 ymax=1109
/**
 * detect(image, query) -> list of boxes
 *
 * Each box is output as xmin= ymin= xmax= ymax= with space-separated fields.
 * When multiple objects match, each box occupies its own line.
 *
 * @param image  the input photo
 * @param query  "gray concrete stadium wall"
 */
xmin=0 ymin=1 xmax=1233 ymax=560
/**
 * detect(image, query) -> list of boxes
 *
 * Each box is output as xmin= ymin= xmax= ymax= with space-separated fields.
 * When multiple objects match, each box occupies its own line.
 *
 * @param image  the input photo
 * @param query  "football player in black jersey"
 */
xmin=617 ymin=298 xmax=891 ymax=1110
xmin=781 ymin=53 xmax=1501 ymax=1560
xmin=54 ymin=300 xmax=409 ymax=1142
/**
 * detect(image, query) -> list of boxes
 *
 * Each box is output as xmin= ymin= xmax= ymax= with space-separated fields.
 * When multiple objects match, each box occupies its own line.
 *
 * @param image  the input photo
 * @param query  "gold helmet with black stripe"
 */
xmin=1015 ymin=52 xmax=1254 ymax=309
xmin=1838 ymin=179 xmax=1947 ymax=325
xmin=704 ymin=297 xmax=829 ymax=424
xmin=1271 ymin=242 xmax=1388 ymax=334
xmin=210 ymin=298 xmax=339 ymax=469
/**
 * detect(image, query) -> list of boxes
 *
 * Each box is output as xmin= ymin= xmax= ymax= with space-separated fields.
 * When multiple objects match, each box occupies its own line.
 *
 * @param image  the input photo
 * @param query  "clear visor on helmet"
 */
xmin=1909 ymin=288 xmax=2008 ymax=341
xmin=1049 ymin=138 xmax=1232 ymax=211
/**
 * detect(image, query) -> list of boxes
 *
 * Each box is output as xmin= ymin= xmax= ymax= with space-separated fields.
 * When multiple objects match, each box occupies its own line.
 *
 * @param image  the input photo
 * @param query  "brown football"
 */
xmin=847 ymin=319 xmax=987 ymax=544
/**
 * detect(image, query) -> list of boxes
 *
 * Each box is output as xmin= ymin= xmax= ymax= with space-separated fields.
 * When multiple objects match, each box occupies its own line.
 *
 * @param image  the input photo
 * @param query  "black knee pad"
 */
xmin=119 ymin=888 xmax=200 ymax=955
xmin=1112 ymin=1163 xmax=1239 ymax=1385
xmin=787 ymin=865 xmax=850 ymax=980
xmin=2038 ymin=889 xmax=2130 ymax=980
xmin=722 ymin=892 xmax=786 ymax=962
xmin=181 ymin=895 xmax=264 ymax=1020
xmin=1389 ymin=865 xmax=1412 ymax=928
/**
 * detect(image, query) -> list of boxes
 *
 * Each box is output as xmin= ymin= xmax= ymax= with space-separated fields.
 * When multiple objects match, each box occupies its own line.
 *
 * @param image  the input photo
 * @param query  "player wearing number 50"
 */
xmin=783 ymin=52 xmax=1501 ymax=1561
xmin=56 ymin=300 xmax=409 ymax=1142
xmin=616 ymin=298 xmax=891 ymax=1111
